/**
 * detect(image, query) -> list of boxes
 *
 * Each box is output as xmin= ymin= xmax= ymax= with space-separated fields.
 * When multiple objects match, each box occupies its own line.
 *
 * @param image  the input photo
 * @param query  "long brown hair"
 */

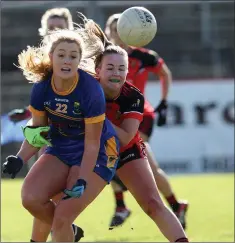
xmin=75 ymin=12 xmax=128 ymax=71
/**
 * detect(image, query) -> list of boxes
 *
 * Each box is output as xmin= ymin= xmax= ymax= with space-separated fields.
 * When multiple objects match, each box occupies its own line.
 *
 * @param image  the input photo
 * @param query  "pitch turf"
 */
xmin=1 ymin=173 xmax=234 ymax=242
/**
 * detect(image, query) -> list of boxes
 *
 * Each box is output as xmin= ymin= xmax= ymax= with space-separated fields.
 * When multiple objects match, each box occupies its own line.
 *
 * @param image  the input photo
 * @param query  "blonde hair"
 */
xmin=38 ymin=8 xmax=74 ymax=36
xmin=17 ymin=13 xmax=108 ymax=83
xmin=104 ymin=13 xmax=121 ymax=39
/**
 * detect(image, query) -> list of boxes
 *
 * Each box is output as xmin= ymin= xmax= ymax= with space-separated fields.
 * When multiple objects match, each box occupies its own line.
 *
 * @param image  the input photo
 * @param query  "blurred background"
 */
xmin=1 ymin=1 xmax=234 ymax=242
xmin=1 ymin=0 xmax=234 ymax=176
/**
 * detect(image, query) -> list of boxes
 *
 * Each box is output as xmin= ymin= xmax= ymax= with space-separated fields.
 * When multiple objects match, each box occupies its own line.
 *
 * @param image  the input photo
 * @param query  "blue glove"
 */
xmin=63 ymin=179 xmax=87 ymax=200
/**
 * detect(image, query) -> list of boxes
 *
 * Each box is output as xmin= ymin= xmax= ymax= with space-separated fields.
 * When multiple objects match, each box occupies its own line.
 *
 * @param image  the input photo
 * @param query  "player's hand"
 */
xmin=63 ymin=179 xmax=87 ymax=200
xmin=8 ymin=107 xmax=31 ymax=123
xmin=154 ymin=99 xmax=167 ymax=126
xmin=2 ymin=156 xmax=24 ymax=179
xmin=22 ymin=126 xmax=52 ymax=148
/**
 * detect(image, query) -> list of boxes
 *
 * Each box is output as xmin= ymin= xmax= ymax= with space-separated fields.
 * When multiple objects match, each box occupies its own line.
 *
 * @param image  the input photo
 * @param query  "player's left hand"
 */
xmin=63 ymin=179 xmax=87 ymax=200
xmin=22 ymin=126 xmax=52 ymax=148
xmin=154 ymin=99 xmax=167 ymax=126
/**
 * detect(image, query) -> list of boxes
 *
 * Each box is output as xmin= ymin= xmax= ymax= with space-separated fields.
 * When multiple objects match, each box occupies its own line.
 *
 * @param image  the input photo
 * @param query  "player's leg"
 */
xmin=31 ymin=217 xmax=51 ymax=242
xmin=21 ymin=154 xmax=69 ymax=225
xmin=30 ymin=192 xmax=84 ymax=242
xmin=51 ymin=136 xmax=119 ymax=242
xmin=139 ymin=114 xmax=188 ymax=229
xmin=109 ymin=175 xmax=131 ymax=228
xmin=116 ymin=155 xmax=188 ymax=242
xmin=51 ymin=169 xmax=108 ymax=241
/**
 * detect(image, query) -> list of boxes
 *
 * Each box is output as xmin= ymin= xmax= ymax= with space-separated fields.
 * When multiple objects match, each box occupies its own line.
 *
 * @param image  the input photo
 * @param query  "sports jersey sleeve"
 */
xmin=28 ymin=82 xmax=46 ymax=117
xmin=122 ymin=90 xmax=144 ymax=122
xmin=133 ymin=49 xmax=164 ymax=74
xmin=81 ymin=77 xmax=106 ymax=124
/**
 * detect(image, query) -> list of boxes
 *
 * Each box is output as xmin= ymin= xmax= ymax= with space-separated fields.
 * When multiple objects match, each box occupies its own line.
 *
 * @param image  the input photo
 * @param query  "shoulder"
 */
xmin=78 ymin=69 xmax=101 ymax=89
xmin=129 ymin=47 xmax=159 ymax=59
xmin=31 ymin=79 xmax=50 ymax=91
xmin=121 ymin=82 xmax=144 ymax=100
xmin=78 ymin=69 xmax=104 ymax=103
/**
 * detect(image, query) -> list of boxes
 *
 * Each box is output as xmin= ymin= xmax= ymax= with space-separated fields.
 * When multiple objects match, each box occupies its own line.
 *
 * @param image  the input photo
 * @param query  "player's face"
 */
xmin=51 ymin=41 xmax=81 ymax=79
xmin=109 ymin=21 xmax=124 ymax=46
xmin=47 ymin=17 xmax=68 ymax=32
xmin=97 ymin=53 xmax=128 ymax=97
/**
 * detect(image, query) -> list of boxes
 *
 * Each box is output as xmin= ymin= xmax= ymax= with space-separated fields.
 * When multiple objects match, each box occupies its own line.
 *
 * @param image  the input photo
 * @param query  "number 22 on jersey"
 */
xmin=55 ymin=103 xmax=68 ymax=114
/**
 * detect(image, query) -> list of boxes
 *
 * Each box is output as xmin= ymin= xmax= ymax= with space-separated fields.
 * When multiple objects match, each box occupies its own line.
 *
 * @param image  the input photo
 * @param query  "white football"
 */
xmin=117 ymin=6 xmax=157 ymax=47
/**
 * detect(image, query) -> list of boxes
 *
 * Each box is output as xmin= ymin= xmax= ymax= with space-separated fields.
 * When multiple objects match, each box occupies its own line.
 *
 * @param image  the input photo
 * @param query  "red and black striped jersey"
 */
xmin=105 ymin=81 xmax=144 ymax=152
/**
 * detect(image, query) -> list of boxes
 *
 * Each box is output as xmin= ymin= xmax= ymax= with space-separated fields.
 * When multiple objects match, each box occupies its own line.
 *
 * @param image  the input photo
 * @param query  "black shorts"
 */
xmin=117 ymin=139 xmax=147 ymax=170
xmin=139 ymin=113 xmax=155 ymax=138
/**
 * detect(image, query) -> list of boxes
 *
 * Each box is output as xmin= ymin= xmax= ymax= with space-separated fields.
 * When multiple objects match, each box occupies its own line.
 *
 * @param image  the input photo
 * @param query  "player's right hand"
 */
xmin=2 ymin=156 xmax=24 ymax=179
xmin=22 ymin=126 xmax=52 ymax=148
xmin=63 ymin=179 xmax=87 ymax=200
xmin=8 ymin=107 xmax=32 ymax=123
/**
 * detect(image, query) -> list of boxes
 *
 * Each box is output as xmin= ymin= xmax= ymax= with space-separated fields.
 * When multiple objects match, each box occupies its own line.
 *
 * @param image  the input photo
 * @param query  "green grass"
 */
xmin=1 ymin=173 xmax=234 ymax=242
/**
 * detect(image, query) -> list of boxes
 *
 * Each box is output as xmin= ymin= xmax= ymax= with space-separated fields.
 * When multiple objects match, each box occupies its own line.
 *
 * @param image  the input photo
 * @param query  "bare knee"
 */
xmin=142 ymin=197 xmax=165 ymax=218
xmin=21 ymin=192 xmax=40 ymax=211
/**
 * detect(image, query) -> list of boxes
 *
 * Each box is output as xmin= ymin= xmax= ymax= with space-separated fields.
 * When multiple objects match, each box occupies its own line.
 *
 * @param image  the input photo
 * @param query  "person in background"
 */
xmin=8 ymin=7 xmax=74 ymax=123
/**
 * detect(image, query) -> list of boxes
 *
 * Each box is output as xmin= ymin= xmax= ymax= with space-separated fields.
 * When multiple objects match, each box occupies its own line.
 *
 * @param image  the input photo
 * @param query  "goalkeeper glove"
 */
xmin=154 ymin=99 xmax=168 ymax=126
xmin=22 ymin=126 xmax=52 ymax=148
xmin=63 ymin=179 xmax=87 ymax=200
xmin=2 ymin=156 xmax=24 ymax=179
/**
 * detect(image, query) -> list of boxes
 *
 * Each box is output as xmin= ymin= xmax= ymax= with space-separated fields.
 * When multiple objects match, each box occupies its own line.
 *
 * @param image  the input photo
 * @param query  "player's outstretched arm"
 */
xmin=154 ymin=63 xmax=172 ymax=126
xmin=2 ymin=113 xmax=48 ymax=179
xmin=156 ymin=63 xmax=172 ymax=101
xmin=17 ymin=113 xmax=48 ymax=161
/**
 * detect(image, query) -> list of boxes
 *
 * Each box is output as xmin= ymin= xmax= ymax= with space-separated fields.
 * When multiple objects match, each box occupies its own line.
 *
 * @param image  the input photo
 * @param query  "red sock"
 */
xmin=175 ymin=237 xmax=189 ymax=242
xmin=166 ymin=194 xmax=179 ymax=211
xmin=115 ymin=192 xmax=126 ymax=209
xmin=166 ymin=194 xmax=178 ymax=205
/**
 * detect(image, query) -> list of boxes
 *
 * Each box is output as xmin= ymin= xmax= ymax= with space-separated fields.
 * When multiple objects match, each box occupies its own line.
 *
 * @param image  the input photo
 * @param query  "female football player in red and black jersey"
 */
xmin=105 ymin=13 xmax=188 ymax=230
xmin=23 ymin=20 xmax=189 ymax=242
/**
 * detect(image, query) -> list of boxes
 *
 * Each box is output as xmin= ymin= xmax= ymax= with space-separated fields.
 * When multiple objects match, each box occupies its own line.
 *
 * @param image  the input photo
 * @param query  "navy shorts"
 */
xmin=45 ymin=136 xmax=120 ymax=183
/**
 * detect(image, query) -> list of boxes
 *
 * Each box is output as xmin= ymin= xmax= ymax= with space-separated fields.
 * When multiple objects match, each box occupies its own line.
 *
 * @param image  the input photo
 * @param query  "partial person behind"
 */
xmin=8 ymin=7 xmax=74 ymax=123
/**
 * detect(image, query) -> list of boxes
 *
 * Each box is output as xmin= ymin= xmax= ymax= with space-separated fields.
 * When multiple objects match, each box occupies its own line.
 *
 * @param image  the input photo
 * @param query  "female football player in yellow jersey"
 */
xmin=2 ymin=19 xmax=120 ymax=242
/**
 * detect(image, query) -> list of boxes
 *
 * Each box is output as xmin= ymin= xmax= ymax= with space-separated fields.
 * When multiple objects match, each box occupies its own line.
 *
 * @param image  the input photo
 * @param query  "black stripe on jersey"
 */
xmin=129 ymin=48 xmax=160 ymax=68
xmin=117 ymin=82 xmax=144 ymax=114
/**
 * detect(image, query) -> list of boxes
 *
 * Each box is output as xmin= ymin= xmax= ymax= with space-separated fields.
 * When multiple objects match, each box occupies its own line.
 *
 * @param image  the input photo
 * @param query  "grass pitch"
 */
xmin=1 ymin=173 xmax=234 ymax=242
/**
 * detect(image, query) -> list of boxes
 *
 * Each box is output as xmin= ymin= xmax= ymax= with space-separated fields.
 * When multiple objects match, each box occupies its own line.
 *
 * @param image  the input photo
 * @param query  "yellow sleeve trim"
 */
xmin=28 ymin=105 xmax=46 ymax=117
xmin=85 ymin=113 xmax=105 ymax=124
